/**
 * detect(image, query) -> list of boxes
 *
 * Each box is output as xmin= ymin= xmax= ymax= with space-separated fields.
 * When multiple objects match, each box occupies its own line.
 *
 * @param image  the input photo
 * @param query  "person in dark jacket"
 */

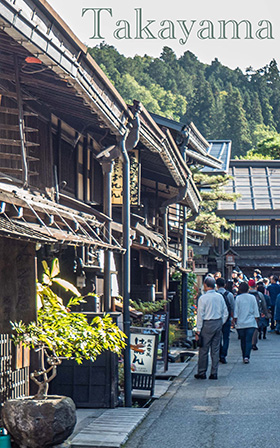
xmin=216 ymin=277 xmax=235 ymax=364
xmin=248 ymin=279 xmax=268 ymax=350
xmin=267 ymin=276 xmax=280 ymax=330
xmin=257 ymin=284 xmax=271 ymax=339
xmin=274 ymin=293 xmax=280 ymax=334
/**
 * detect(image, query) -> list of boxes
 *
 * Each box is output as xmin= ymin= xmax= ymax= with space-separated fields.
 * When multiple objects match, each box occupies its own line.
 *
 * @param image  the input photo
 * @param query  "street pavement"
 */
xmin=125 ymin=329 xmax=280 ymax=448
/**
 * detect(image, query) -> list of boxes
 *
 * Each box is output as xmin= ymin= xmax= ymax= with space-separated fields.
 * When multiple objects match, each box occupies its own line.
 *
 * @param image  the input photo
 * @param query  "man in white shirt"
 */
xmin=194 ymin=276 xmax=228 ymax=380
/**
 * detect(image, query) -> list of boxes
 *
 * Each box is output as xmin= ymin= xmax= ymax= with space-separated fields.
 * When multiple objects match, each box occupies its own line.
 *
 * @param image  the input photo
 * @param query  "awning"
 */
xmin=0 ymin=182 xmax=125 ymax=251
xmin=17 ymin=221 xmax=120 ymax=250
xmin=134 ymin=223 xmax=180 ymax=264
xmin=0 ymin=1 xmax=132 ymax=136
xmin=0 ymin=216 xmax=56 ymax=243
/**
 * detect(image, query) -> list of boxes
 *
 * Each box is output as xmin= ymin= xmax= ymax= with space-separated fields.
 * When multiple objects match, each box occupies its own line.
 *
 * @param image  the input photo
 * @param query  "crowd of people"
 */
xmin=194 ymin=268 xmax=280 ymax=380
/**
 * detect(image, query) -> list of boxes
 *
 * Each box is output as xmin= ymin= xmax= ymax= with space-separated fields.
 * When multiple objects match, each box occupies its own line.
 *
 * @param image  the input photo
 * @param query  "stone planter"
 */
xmin=2 ymin=395 xmax=76 ymax=448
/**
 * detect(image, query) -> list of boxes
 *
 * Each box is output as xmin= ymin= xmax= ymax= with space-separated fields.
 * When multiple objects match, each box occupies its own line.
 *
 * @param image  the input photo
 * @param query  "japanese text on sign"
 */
xmin=130 ymin=333 xmax=156 ymax=375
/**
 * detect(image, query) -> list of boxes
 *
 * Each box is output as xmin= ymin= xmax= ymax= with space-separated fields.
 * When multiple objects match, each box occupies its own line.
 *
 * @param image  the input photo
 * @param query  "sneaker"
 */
xmin=219 ymin=358 xmax=227 ymax=364
xmin=243 ymin=358 xmax=249 ymax=364
xmin=252 ymin=345 xmax=258 ymax=350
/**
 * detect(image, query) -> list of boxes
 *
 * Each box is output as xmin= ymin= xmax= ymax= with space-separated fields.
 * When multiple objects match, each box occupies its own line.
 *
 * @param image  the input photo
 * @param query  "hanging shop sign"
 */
xmin=111 ymin=150 xmax=140 ymax=206
xmin=130 ymin=149 xmax=141 ymax=206
xmin=130 ymin=327 xmax=158 ymax=396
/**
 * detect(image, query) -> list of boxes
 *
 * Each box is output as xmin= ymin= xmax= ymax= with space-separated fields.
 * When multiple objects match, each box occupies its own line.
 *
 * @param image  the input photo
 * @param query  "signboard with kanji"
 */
xmin=111 ymin=150 xmax=140 ymax=205
xmin=131 ymin=332 xmax=156 ymax=375
xmin=130 ymin=327 xmax=158 ymax=396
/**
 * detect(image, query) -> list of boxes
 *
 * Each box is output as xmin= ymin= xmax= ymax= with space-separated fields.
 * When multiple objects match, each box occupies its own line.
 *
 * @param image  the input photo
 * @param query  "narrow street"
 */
xmin=125 ymin=330 xmax=280 ymax=448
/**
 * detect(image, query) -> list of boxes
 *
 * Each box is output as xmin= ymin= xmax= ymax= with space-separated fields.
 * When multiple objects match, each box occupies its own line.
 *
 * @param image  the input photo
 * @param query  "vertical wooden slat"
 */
xmin=0 ymin=333 xmax=29 ymax=405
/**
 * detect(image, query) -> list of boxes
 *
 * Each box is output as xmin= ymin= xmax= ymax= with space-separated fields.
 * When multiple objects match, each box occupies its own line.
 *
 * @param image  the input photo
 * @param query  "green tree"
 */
xmin=185 ymin=73 xmax=216 ymax=137
xmin=250 ymin=92 xmax=264 ymax=126
xmin=223 ymin=85 xmax=252 ymax=156
xmin=188 ymin=172 xmax=239 ymax=239
xmin=238 ymin=125 xmax=280 ymax=160
xmin=12 ymin=259 xmax=126 ymax=398
xmin=256 ymin=133 xmax=280 ymax=159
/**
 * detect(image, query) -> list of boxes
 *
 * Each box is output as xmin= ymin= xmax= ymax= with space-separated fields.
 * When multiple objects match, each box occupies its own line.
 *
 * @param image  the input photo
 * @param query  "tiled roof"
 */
xmin=201 ymin=140 xmax=232 ymax=174
xmin=218 ymin=160 xmax=280 ymax=212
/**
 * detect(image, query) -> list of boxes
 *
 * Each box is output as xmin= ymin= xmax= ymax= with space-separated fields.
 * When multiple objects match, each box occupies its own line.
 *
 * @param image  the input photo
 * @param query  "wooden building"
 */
xmin=218 ymin=159 xmax=280 ymax=279
xmin=0 ymin=0 xmax=136 ymax=407
xmin=200 ymin=139 xmax=280 ymax=279
xmin=0 ymin=0 xmax=223 ymax=407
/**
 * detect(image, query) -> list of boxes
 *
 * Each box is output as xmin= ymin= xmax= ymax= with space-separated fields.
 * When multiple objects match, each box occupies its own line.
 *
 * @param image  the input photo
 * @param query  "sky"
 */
xmin=47 ymin=0 xmax=280 ymax=72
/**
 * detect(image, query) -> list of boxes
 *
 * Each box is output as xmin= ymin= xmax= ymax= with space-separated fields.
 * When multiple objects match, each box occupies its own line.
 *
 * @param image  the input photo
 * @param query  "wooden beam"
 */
xmin=0 ymin=124 xmax=38 ymax=132
xmin=0 ymin=153 xmax=39 ymax=161
xmin=0 ymin=167 xmax=39 ymax=175
xmin=0 ymin=107 xmax=38 ymax=116
xmin=0 ymin=138 xmax=39 ymax=147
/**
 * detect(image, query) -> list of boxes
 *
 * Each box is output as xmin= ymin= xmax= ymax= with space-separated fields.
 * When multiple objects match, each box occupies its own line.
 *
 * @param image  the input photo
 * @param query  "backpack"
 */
xmin=222 ymin=290 xmax=231 ymax=322
xmin=250 ymin=290 xmax=264 ymax=315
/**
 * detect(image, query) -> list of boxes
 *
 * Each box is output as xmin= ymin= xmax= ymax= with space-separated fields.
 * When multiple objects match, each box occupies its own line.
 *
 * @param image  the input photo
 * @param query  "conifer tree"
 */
xmin=251 ymin=92 xmax=264 ymax=125
xmin=223 ymin=85 xmax=252 ymax=156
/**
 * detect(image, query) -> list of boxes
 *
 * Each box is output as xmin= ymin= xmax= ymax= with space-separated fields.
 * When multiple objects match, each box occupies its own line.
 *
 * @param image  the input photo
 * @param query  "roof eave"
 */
xmin=0 ymin=0 xmax=132 ymax=135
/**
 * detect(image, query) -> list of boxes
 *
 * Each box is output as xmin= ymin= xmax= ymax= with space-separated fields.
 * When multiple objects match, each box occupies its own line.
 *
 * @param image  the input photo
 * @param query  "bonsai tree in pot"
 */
xmin=2 ymin=259 xmax=126 ymax=448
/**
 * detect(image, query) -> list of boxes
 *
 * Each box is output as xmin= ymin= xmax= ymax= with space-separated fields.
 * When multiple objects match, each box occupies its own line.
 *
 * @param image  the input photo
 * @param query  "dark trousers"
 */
xmin=198 ymin=319 xmax=223 ymax=376
xmin=220 ymin=319 xmax=231 ymax=360
xmin=237 ymin=327 xmax=255 ymax=359
xmin=271 ymin=305 xmax=275 ymax=329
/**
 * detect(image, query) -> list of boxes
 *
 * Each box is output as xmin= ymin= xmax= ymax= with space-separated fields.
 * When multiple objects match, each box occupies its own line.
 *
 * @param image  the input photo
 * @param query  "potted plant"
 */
xmin=2 ymin=259 xmax=126 ymax=448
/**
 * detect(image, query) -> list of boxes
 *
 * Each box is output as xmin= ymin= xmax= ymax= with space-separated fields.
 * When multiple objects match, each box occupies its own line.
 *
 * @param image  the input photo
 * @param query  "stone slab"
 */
xmin=156 ymin=363 xmax=188 ymax=378
xmin=71 ymin=408 xmax=148 ymax=448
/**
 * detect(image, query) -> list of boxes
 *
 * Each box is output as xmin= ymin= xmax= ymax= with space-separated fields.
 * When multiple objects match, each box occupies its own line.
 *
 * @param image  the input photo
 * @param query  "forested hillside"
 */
xmin=89 ymin=44 xmax=280 ymax=158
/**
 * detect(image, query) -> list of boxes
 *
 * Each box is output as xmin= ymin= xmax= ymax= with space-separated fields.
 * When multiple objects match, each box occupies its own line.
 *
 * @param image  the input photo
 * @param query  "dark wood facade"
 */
xmin=0 ymin=0 xmax=132 ymax=407
xmin=0 ymin=0 xmax=222 ymax=408
xmin=217 ymin=160 xmax=280 ymax=278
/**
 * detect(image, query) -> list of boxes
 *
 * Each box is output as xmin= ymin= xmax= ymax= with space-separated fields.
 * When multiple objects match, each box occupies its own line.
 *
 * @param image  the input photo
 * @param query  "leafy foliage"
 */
xmin=11 ymin=259 xmax=126 ymax=397
xmin=168 ymin=324 xmax=185 ymax=346
xmin=188 ymin=172 xmax=239 ymax=239
xmin=171 ymin=270 xmax=198 ymax=329
xmin=129 ymin=299 xmax=168 ymax=315
xmin=186 ymin=271 xmax=199 ymax=329
xmin=237 ymin=124 xmax=280 ymax=160
xmin=89 ymin=44 xmax=280 ymax=157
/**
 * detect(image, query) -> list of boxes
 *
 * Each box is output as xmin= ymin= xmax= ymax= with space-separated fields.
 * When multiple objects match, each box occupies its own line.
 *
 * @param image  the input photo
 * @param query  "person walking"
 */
xmin=194 ymin=276 xmax=228 ymax=380
xmin=248 ymin=279 xmax=268 ymax=350
xmin=214 ymin=271 xmax=222 ymax=281
xmin=253 ymin=269 xmax=262 ymax=282
xmin=274 ymin=292 xmax=280 ymax=334
xmin=257 ymin=284 xmax=271 ymax=340
xmin=216 ymin=277 xmax=235 ymax=364
xmin=267 ymin=275 xmax=280 ymax=330
xmin=234 ymin=282 xmax=260 ymax=363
